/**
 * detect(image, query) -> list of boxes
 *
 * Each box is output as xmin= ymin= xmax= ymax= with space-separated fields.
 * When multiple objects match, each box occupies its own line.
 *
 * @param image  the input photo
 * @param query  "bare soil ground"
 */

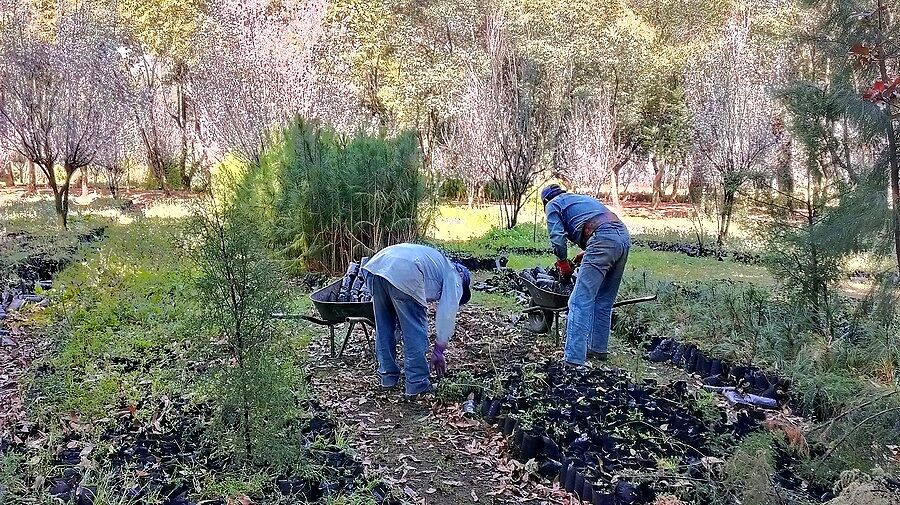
xmin=306 ymin=305 xmax=580 ymax=504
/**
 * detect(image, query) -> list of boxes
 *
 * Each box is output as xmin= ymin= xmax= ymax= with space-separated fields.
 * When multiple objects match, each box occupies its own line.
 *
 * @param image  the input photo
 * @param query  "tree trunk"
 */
xmin=887 ymin=122 xmax=900 ymax=275
xmin=27 ymin=159 xmax=36 ymax=194
xmin=81 ymin=169 xmax=89 ymax=197
xmin=669 ymin=162 xmax=686 ymax=200
xmin=467 ymin=187 xmax=475 ymax=208
xmin=651 ymin=156 xmax=665 ymax=209
xmin=3 ymin=160 xmax=14 ymax=187
xmin=609 ymin=166 xmax=621 ymax=207
xmin=717 ymin=189 xmax=736 ymax=247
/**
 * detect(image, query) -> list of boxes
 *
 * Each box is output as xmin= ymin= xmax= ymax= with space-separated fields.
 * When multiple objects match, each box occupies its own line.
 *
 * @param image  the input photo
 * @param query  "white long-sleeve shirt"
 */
xmin=363 ymin=243 xmax=462 ymax=345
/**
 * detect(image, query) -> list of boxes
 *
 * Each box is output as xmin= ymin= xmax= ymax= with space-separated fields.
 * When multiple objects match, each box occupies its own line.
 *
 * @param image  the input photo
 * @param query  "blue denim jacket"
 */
xmin=545 ymin=193 xmax=611 ymax=260
xmin=363 ymin=243 xmax=462 ymax=345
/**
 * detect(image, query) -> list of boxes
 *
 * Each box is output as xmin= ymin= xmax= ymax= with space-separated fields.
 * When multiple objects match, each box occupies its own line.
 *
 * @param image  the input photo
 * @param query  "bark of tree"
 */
xmin=609 ymin=167 xmax=621 ymax=207
xmin=41 ymin=164 xmax=77 ymax=229
xmin=651 ymin=155 xmax=665 ymax=209
xmin=887 ymin=123 xmax=900 ymax=275
xmin=27 ymin=159 xmax=36 ymax=194
xmin=3 ymin=160 xmax=14 ymax=187
xmin=669 ymin=161 xmax=686 ymax=200
xmin=81 ymin=169 xmax=89 ymax=197
xmin=873 ymin=1 xmax=900 ymax=275
xmin=718 ymin=187 xmax=737 ymax=247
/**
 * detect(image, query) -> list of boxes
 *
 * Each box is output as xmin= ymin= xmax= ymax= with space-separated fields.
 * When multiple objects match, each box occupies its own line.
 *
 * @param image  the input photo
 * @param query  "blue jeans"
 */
xmin=366 ymin=274 xmax=431 ymax=395
xmin=564 ymin=222 xmax=630 ymax=364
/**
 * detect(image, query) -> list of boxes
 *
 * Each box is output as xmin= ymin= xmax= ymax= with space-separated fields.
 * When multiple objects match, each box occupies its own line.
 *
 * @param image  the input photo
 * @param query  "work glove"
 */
xmin=431 ymin=342 xmax=447 ymax=378
xmin=573 ymin=251 xmax=585 ymax=266
xmin=555 ymin=259 xmax=575 ymax=280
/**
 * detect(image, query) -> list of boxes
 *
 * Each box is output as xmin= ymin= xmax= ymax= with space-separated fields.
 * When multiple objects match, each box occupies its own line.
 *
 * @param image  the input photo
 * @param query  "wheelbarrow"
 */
xmin=272 ymin=278 xmax=375 ymax=358
xmin=519 ymin=273 xmax=656 ymax=344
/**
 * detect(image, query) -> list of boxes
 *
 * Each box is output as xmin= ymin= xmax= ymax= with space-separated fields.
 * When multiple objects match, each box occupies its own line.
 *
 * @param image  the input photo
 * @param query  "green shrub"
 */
xmin=242 ymin=117 xmax=432 ymax=273
xmin=483 ymin=179 xmax=507 ymax=202
xmin=439 ymin=177 xmax=467 ymax=201
xmin=29 ymin=219 xmax=198 ymax=423
xmin=722 ymin=432 xmax=780 ymax=505
xmin=193 ymin=192 xmax=305 ymax=465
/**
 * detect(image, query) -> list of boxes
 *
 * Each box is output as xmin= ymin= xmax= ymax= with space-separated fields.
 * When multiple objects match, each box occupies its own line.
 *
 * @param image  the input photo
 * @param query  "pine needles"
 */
xmin=251 ymin=117 xmax=431 ymax=272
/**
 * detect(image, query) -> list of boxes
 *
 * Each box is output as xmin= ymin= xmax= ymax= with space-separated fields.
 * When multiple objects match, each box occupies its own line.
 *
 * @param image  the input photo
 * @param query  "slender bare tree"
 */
xmin=686 ymin=13 xmax=777 ymax=245
xmin=486 ymin=13 xmax=547 ymax=229
xmin=445 ymin=73 xmax=498 ymax=207
xmin=559 ymin=93 xmax=618 ymax=200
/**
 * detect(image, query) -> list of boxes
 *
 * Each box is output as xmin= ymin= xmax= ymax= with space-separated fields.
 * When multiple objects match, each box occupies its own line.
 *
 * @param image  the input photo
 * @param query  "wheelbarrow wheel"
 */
xmin=525 ymin=301 xmax=553 ymax=334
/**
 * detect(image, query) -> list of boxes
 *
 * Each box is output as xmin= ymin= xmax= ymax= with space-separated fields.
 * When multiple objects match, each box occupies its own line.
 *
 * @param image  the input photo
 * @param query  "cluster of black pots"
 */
xmin=646 ymin=337 xmax=790 ymax=405
xmin=473 ymin=361 xmax=767 ymax=504
xmin=446 ymin=253 xmax=502 ymax=271
xmin=34 ymin=398 xmax=394 ymax=505
xmin=630 ymin=240 xmax=761 ymax=265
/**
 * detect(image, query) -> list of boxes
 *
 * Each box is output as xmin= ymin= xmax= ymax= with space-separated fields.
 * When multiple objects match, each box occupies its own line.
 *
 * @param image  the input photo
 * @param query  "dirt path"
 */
xmin=306 ymin=305 xmax=577 ymax=504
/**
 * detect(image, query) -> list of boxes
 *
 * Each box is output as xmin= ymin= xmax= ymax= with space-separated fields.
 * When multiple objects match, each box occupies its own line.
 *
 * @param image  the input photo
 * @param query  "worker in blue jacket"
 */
xmin=541 ymin=185 xmax=630 ymax=365
xmin=363 ymin=244 xmax=471 ymax=397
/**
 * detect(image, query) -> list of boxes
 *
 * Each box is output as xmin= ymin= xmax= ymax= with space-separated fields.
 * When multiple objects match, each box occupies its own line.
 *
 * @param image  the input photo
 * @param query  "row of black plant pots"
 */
xmin=478 ymin=392 xmax=657 ymax=504
xmin=646 ymin=337 xmax=790 ymax=404
xmin=467 ymin=361 xmax=774 ymax=504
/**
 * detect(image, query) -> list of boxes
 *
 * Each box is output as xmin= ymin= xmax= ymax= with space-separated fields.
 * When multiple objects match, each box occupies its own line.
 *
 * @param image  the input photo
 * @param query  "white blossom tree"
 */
xmin=686 ymin=14 xmax=777 ymax=245
xmin=558 ymin=93 xmax=618 ymax=200
xmin=191 ymin=0 xmax=330 ymax=164
xmin=445 ymin=74 xmax=498 ymax=208
xmin=0 ymin=4 xmax=130 ymax=228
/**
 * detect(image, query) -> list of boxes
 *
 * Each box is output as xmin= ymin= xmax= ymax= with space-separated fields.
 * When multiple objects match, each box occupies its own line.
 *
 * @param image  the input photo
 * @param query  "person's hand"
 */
xmin=556 ymin=259 xmax=575 ymax=280
xmin=573 ymin=251 xmax=585 ymax=266
xmin=431 ymin=342 xmax=447 ymax=378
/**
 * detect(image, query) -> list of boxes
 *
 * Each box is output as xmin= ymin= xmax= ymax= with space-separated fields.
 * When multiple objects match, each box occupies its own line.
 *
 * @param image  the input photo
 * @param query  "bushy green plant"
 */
xmin=244 ymin=117 xmax=433 ymax=272
xmin=721 ymin=432 xmax=780 ymax=505
xmin=194 ymin=192 xmax=304 ymax=465
xmin=439 ymin=177 xmax=467 ymax=202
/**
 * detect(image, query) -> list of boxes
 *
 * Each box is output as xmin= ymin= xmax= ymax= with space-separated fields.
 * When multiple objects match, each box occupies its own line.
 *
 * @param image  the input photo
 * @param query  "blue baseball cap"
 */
xmin=541 ymin=184 xmax=566 ymax=206
xmin=454 ymin=263 xmax=471 ymax=305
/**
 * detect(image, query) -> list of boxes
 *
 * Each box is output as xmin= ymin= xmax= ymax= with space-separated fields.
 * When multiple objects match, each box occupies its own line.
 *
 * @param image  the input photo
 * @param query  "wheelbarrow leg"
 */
xmin=338 ymin=320 xmax=356 ymax=358
xmin=553 ymin=311 xmax=560 ymax=345
xmin=329 ymin=325 xmax=336 ymax=358
xmin=361 ymin=322 xmax=373 ymax=358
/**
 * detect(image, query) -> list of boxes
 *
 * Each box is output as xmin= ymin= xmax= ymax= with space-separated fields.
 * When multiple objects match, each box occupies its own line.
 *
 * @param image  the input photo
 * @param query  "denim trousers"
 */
xmin=366 ymin=274 xmax=431 ymax=395
xmin=564 ymin=222 xmax=630 ymax=364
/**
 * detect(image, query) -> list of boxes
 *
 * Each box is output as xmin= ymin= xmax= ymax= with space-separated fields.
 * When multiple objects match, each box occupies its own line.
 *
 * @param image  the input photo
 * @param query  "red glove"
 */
xmin=573 ymin=251 xmax=585 ymax=266
xmin=556 ymin=259 xmax=574 ymax=280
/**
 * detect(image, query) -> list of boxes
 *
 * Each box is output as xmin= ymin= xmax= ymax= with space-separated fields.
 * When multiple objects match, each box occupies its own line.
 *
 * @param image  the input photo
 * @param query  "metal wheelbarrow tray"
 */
xmin=518 ymin=272 xmax=657 ymax=343
xmin=274 ymin=279 xmax=375 ymax=358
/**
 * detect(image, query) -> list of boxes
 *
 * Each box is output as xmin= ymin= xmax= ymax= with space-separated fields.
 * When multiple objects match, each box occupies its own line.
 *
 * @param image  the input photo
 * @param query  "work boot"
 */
xmin=588 ymin=350 xmax=610 ymax=361
xmin=563 ymin=360 xmax=590 ymax=370
xmin=404 ymin=384 xmax=435 ymax=401
xmin=648 ymin=338 xmax=675 ymax=362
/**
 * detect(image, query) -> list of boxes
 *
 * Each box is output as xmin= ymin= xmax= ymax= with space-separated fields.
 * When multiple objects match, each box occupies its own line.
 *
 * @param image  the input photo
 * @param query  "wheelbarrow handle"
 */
xmin=612 ymin=294 xmax=658 ymax=308
xmin=271 ymin=312 xmax=330 ymax=325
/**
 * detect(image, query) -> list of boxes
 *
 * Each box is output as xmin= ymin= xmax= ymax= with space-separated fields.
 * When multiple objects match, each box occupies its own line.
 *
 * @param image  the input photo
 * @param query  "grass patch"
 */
xmin=29 ymin=218 xmax=198 ymax=425
xmin=469 ymin=290 xmax=520 ymax=312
